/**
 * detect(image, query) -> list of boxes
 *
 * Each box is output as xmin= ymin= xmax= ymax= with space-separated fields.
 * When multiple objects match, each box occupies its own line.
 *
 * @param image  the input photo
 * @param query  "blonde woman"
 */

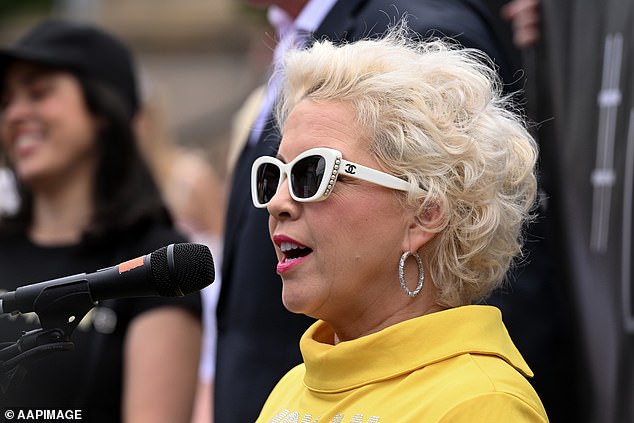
xmin=253 ymin=25 xmax=548 ymax=422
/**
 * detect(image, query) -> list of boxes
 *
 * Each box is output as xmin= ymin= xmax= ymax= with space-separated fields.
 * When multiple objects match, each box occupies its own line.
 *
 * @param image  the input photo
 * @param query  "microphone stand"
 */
xmin=0 ymin=280 xmax=96 ymax=394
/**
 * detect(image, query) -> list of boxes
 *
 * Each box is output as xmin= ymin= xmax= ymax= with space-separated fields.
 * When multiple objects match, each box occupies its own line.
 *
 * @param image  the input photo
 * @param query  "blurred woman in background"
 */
xmin=0 ymin=20 xmax=201 ymax=422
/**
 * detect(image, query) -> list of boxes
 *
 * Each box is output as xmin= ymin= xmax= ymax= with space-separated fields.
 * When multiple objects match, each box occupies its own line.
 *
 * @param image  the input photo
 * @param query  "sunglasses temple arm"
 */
xmin=339 ymin=159 xmax=411 ymax=192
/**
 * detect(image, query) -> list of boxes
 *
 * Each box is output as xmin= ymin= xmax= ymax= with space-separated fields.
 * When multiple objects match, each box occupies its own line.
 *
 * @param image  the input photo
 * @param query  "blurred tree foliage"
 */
xmin=0 ymin=0 xmax=52 ymax=17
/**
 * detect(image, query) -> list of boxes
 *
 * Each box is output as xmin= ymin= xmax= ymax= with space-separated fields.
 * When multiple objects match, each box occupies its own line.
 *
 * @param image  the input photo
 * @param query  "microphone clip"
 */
xmin=30 ymin=278 xmax=97 ymax=333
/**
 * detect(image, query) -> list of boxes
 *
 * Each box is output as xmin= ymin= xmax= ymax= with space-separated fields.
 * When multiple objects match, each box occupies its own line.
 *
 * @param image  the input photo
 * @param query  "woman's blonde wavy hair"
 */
xmin=275 ymin=23 xmax=538 ymax=307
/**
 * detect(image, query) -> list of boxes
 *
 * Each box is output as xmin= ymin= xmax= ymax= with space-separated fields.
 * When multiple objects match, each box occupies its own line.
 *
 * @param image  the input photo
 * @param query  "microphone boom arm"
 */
xmin=0 ymin=279 xmax=96 ymax=394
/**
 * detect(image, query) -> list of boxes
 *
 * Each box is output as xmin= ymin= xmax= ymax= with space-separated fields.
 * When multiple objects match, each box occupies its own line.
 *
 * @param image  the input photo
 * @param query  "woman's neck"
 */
xmin=29 ymin=177 xmax=94 ymax=246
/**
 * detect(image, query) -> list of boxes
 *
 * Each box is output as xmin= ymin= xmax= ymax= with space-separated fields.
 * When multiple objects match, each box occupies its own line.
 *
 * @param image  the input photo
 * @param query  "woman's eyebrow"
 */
xmin=14 ymin=67 xmax=57 ymax=88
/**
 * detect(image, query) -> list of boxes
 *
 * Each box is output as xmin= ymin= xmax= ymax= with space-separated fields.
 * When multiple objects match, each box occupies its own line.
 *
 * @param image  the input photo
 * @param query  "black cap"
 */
xmin=0 ymin=19 xmax=139 ymax=116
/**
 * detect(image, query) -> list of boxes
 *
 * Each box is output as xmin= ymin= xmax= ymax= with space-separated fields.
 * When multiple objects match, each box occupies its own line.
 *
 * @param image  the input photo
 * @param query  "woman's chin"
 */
xmin=281 ymin=288 xmax=315 ymax=316
xmin=281 ymin=296 xmax=307 ymax=315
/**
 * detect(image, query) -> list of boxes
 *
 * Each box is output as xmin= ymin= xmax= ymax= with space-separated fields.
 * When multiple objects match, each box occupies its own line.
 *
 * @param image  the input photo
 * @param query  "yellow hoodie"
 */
xmin=257 ymin=305 xmax=548 ymax=423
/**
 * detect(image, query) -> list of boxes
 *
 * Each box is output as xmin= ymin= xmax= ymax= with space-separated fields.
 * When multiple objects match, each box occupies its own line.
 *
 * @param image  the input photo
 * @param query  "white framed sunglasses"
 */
xmin=251 ymin=147 xmax=412 ymax=208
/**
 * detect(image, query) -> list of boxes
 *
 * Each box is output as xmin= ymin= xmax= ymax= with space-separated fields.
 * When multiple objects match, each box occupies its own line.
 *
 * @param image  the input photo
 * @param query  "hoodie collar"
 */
xmin=301 ymin=305 xmax=533 ymax=393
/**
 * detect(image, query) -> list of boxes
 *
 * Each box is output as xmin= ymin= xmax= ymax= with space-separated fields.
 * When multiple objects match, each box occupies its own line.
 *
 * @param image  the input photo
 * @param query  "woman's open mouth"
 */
xmin=275 ymin=238 xmax=313 ymax=273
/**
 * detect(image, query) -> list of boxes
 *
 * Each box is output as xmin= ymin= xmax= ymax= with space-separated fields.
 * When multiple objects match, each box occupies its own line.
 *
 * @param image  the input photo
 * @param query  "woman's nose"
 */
xmin=2 ymin=95 xmax=31 ymax=124
xmin=267 ymin=176 xmax=297 ymax=219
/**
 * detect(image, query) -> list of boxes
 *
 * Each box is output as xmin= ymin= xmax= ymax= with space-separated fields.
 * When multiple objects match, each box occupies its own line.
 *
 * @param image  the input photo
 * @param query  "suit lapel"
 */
xmin=222 ymin=118 xmax=279 ymax=272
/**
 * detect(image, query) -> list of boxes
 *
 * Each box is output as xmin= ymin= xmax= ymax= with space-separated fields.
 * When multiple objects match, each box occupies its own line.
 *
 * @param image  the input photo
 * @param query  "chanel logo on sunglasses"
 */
xmin=344 ymin=164 xmax=357 ymax=174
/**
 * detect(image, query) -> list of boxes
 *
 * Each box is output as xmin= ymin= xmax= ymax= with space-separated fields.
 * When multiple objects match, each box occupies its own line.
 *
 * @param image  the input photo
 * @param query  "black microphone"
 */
xmin=0 ymin=242 xmax=214 ymax=315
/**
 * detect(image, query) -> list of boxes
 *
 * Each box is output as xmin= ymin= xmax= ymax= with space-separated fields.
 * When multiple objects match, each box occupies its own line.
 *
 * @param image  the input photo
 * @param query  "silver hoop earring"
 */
xmin=399 ymin=251 xmax=424 ymax=298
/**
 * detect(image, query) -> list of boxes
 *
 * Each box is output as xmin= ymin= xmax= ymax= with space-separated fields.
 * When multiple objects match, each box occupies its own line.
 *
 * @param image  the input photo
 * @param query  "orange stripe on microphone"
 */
xmin=119 ymin=256 xmax=145 ymax=273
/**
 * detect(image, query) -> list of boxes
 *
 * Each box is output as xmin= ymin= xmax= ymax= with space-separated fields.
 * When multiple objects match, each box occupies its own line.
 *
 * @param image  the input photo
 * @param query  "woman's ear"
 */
xmin=403 ymin=199 xmax=446 ymax=253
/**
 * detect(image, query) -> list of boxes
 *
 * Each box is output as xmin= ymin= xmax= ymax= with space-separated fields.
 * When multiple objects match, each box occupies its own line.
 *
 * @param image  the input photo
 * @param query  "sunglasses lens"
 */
xmin=291 ymin=155 xmax=326 ymax=199
xmin=256 ymin=162 xmax=281 ymax=204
